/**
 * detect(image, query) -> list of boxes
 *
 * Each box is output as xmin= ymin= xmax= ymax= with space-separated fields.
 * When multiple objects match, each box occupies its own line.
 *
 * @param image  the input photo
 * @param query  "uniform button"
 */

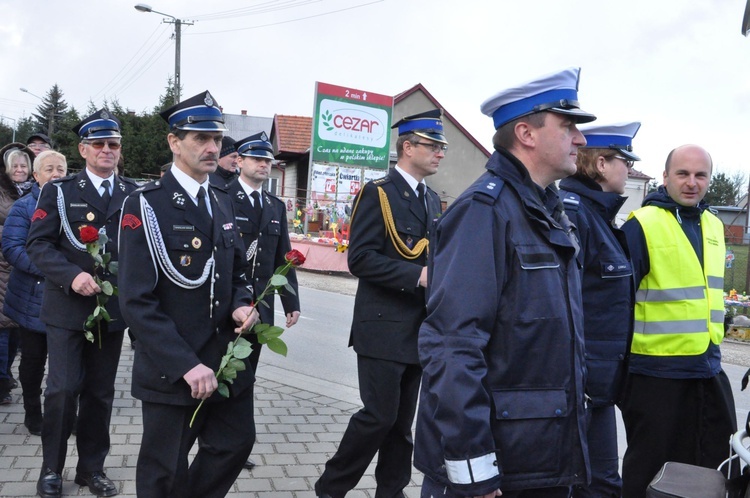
xmin=501 ymin=411 xmax=509 ymax=418
xmin=184 ymin=244 xmax=189 ymax=249
xmin=258 ymin=247 xmax=262 ymax=252
xmin=554 ymin=409 xmax=563 ymax=416
xmin=254 ymin=277 xmax=259 ymax=282
xmin=377 ymin=313 xmax=382 ymax=317
xmin=215 ymin=273 xmax=220 ymax=279
xmin=214 ymin=300 xmax=220 ymax=306
xmin=214 ymin=246 xmax=218 ymax=251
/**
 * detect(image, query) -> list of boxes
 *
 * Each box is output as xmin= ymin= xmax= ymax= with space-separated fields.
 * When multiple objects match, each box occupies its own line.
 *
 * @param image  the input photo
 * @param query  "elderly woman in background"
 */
xmin=0 ymin=142 xmax=32 ymax=404
xmin=4 ymin=146 xmax=35 ymax=196
xmin=2 ymin=150 xmax=67 ymax=433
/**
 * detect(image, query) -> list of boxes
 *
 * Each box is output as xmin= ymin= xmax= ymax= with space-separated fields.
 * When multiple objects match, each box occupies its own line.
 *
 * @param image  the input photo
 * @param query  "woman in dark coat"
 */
xmin=558 ymin=122 xmax=640 ymax=498
xmin=0 ymin=143 xmax=32 ymax=404
xmin=2 ymin=149 xmax=67 ymax=433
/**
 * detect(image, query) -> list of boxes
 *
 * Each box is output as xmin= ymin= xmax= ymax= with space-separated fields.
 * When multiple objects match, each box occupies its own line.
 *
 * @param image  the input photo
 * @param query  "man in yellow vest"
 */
xmin=620 ymin=144 xmax=736 ymax=498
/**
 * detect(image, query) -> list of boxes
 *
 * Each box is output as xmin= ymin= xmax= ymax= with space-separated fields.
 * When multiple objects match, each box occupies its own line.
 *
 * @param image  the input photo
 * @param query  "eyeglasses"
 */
xmin=28 ymin=142 xmax=51 ymax=150
xmin=613 ymin=155 xmax=634 ymax=169
xmin=412 ymin=141 xmax=448 ymax=154
xmin=84 ymin=140 xmax=122 ymax=150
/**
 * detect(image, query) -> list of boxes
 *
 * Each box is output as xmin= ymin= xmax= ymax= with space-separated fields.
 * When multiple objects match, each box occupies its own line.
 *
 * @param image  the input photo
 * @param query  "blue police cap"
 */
xmin=391 ymin=109 xmax=447 ymax=145
xmin=236 ymin=132 xmax=274 ymax=160
xmin=480 ymin=67 xmax=596 ymax=130
xmin=580 ymin=122 xmax=641 ymax=161
xmin=73 ymin=109 xmax=121 ymax=140
xmin=160 ymin=90 xmax=227 ymax=132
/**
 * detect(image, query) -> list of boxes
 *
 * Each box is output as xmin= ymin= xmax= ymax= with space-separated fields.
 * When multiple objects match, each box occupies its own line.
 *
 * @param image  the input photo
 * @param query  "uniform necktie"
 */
xmin=416 ymin=183 xmax=428 ymax=222
xmin=251 ymin=191 xmax=262 ymax=225
xmin=197 ymin=186 xmax=211 ymax=218
xmin=101 ymin=179 xmax=111 ymax=206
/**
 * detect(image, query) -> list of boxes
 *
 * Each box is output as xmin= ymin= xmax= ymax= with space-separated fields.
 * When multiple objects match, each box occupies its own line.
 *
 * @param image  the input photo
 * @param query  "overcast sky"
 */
xmin=1 ymin=0 xmax=749 ymax=181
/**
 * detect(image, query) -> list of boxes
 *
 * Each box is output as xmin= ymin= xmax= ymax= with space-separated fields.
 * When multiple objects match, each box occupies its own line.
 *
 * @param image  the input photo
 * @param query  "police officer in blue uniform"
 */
xmin=226 ymin=131 xmax=300 ymax=470
xmin=314 ymin=109 xmax=446 ymax=498
xmin=117 ymin=91 xmax=258 ymax=498
xmin=559 ymin=122 xmax=641 ymax=498
xmin=28 ymin=109 xmax=138 ymax=498
xmin=414 ymin=68 xmax=595 ymax=498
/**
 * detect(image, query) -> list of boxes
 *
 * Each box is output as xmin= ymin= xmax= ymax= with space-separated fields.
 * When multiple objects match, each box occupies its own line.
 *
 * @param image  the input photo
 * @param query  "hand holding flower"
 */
xmin=232 ymin=306 xmax=259 ymax=334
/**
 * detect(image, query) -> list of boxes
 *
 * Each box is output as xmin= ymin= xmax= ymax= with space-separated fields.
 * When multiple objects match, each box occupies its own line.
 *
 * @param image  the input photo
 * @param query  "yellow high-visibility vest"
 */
xmin=630 ymin=205 xmax=725 ymax=356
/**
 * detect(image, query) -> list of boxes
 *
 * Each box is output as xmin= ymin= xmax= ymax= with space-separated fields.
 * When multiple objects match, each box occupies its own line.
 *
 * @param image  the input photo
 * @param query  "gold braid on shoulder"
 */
xmin=350 ymin=184 xmax=428 ymax=260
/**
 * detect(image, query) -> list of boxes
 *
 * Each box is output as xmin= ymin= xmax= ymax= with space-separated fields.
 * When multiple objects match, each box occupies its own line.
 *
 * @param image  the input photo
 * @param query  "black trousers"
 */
xmin=137 ymin=391 xmax=256 ymax=498
xmin=42 ymin=325 xmax=123 ymax=473
xmin=421 ymin=475 xmax=571 ymax=498
xmin=620 ymin=371 xmax=737 ymax=498
xmin=18 ymin=328 xmax=47 ymax=418
xmin=316 ymin=355 xmax=422 ymax=498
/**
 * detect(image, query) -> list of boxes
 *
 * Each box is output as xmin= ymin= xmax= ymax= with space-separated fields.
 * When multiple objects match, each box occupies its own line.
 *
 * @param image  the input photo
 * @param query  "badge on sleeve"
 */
xmin=121 ymin=214 xmax=143 ymax=230
xmin=31 ymin=209 xmax=47 ymax=222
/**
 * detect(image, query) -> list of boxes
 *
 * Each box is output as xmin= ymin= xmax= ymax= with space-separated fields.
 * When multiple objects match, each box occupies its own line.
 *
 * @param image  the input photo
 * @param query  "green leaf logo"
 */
xmin=322 ymin=110 xmax=333 ymax=131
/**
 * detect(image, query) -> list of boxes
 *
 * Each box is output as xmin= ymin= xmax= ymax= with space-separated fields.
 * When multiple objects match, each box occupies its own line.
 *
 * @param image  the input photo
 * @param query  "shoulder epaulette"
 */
xmin=118 ymin=176 xmax=140 ymax=187
xmin=136 ymin=179 xmax=163 ymax=193
xmin=472 ymin=177 xmax=504 ymax=205
xmin=371 ymin=175 xmax=390 ymax=186
xmin=53 ymin=175 xmax=76 ymax=184
xmin=561 ymin=191 xmax=581 ymax=212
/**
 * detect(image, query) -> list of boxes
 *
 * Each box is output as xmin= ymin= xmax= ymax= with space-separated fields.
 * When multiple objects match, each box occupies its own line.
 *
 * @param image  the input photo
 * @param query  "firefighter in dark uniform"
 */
xmin=226 ymin=131 xmax=300 ymax=470
xmin=414 ymin=68 xmax=595 ymax=498
xmin=28 ymin=109 xmax=138 ymax=498
xmin=315 ymin=109 xmax=446 ymax=498
xmin=117 ymin=91 xmax=258 ymax=498
xmin=209 ymin=135 xmax=239 ymax=187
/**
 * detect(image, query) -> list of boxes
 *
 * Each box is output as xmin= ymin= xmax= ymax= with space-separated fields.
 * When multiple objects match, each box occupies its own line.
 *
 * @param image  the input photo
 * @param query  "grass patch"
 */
xmin=725 ymin=244 xmax=749 ymax=294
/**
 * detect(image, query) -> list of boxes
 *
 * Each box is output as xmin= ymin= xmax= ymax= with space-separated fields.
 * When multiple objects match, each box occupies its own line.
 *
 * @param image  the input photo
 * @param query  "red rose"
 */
xmin=79 ymin=225 xmax=100 ymax=244
xmin=285 ymin=249 xmax=306 ymax=267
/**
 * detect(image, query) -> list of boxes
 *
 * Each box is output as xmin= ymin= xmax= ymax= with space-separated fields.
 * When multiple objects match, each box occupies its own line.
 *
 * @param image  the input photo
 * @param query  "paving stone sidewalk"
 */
xmin=0 ymin=337 xmax=423 ymax=497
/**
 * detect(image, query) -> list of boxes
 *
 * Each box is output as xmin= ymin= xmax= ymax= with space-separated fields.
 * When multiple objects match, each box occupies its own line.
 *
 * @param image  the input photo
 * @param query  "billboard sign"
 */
xmin=311 ymin=82 xmax=393 ymax=169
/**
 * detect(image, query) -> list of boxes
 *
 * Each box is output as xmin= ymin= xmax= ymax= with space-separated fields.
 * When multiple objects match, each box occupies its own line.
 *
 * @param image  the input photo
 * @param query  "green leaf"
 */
xmin=93 ymin=254 xmax=103 ymax=266
xmin=100 ymin=307 xmax=111 ymax=321
xmin=108 ymin=261 xmax=118 ymax=275
xmin=111 ymin=287 xmax=118 ymax=296
xmin=217 ymin=383 xmax=229 ymax=398
xmin=266 ymin=338 xmax=288 ymax=357
xmin=284 ymin=283 xmax=297 ymax=296
xmin=223 ymin=366 xmax=237 ymax=380
xmin=219 ymin=355 xmax=230 ymax=371
xmin=229 ymin=358 xmax=246 ymax=371
xmin=93 ymin=306 xmax=102 ymax=317
xmin=262 ymin=325 xmax=284 ymax=340
xmin=253 ymin=323 xmax=270 ymax=333
xmin=101 ymin=253 xmax=111 ymax=265
xmin=87 ymin=244 xmax=100 ymax=257
xmin=101 ymin=281 xmax=114 ymax=296
xmin=226 ymin=342 xmax=234 ymax=355
xmin=232 ymin=341 xmax=253 ymax=360
xmin=84 ymin=330 xmax=95 ymax=343
xmin=98 ymin=233 xmax=108 ymax=245
xmin=269 ymin=274 xmax=288 ymax=288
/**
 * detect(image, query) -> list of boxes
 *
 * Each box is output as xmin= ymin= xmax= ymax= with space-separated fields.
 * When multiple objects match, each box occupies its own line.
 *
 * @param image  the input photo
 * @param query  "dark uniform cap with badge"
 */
xmin=159 ymin=90 xmax=227 ymax=132
xmin=480 ymin=67 xmax=597 ymax=130
xmin=235 ymin=132 xmax=274 ymax=160
xmin=220 ymin=136 xmax=237 ymax=158
xmin=391 ymin=108 xmax=448 ymax=145
xmin=72 ymin=109 xmax=122 ymax=140
xmin=579 ymin=121 xmax=641 ymax=161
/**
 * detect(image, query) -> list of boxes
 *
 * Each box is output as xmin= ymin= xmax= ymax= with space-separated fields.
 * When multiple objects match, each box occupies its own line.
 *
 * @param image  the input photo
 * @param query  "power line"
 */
xmin=185 ymin=0 xmax=321 ymax=21
xmin=108 ymin=37 xmax=174 ymax=100
xmin=189 ymin=0 xmax=383 ymax=35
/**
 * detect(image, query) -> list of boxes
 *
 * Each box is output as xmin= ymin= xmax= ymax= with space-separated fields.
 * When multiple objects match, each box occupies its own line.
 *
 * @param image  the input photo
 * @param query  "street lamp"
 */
xmin=20 ymin=87 xmax=56 ymax=136
xmin=0 ymin=116 xmax=17 ymax=142
xmin=134 ymin=3 xmax=192 ymax=102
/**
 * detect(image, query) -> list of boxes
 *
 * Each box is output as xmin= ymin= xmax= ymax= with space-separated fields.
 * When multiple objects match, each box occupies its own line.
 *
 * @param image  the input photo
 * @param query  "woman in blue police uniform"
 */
xmin=315 ymin=110 xmax=444 ymax=498
xmin=27 ymin=110 xmax=137 ymax=498
xmin=117 ymin=91 xmax=257 ymax=498
xmin=559 ymin=122 xmax=640 ymax=498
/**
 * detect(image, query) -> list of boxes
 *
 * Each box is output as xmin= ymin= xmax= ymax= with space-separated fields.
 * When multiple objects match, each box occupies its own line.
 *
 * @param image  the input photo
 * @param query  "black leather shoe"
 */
xmin=243 ymin=457 xmax=256 ymax=470
xmin=74 ymin=471 xmax=118 ymax=497
xmin=37 ymin=468 xmax=62 ymax=498
xmin=25 ymin=420 xmax=42 ymax=436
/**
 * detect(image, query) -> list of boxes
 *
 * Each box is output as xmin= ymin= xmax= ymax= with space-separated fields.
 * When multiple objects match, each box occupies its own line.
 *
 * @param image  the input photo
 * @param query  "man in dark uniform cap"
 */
xmin=28 ymin=109 xmax=138 ymax=498
xmin=414 ymin=67 xmax=594 ymax=498
xmin=314 ymin=109 xmax=445 ymax=498
xmin=226 ymin=131 xmax=301 ymax=471
xmin=209 ymin=135 xmax=239 ymax=187
xmin=117 ymin=90 xmax=258 ymax=498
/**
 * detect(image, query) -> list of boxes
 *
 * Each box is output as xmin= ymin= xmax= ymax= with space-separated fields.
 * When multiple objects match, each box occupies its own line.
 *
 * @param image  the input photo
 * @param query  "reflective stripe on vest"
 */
xmin=630 ymin=206 xmax=725 ymax=356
